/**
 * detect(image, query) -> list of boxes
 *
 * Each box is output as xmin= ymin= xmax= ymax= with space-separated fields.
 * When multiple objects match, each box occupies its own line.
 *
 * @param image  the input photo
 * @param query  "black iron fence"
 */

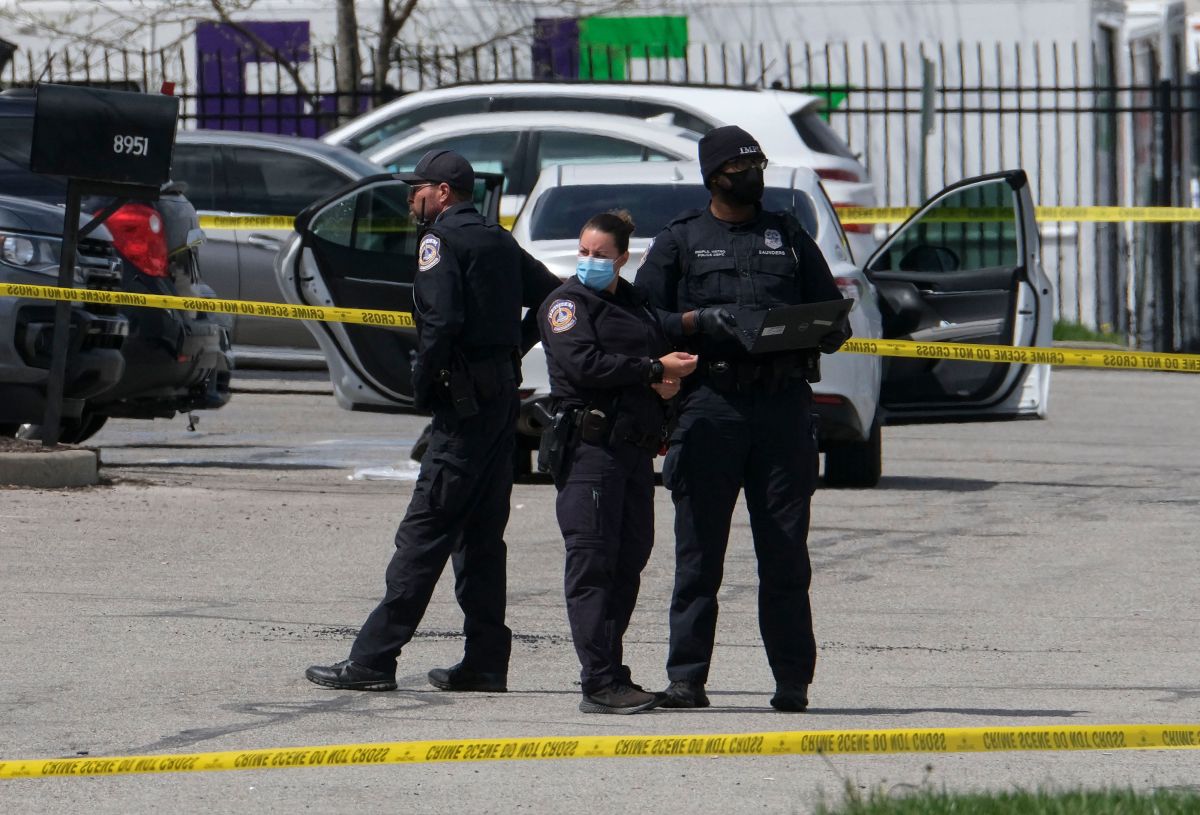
xmin=5 ymin=40 xmax=1199 ymax=351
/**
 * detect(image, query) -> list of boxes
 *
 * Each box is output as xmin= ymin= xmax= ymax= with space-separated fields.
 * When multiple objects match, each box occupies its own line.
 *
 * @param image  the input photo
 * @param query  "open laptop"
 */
xmin=730 ymin=299 xmax=853 ymax=354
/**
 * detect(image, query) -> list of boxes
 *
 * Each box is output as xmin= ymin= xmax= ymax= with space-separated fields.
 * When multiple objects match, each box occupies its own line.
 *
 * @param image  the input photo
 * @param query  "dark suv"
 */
xmin=0 ymin=89 xmax=231 ymax=442
xmin=0 ymin=194 xmax=129 ymax=435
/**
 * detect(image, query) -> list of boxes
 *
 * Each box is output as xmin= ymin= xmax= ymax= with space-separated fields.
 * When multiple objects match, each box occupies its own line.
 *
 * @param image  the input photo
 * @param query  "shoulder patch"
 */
xmin=547 ymin=298 xmax=577 ymax=334
xmin=764 ymin=228 xmax=783 ymax=249
xmin=418 ymin=234 xmax=442 ymax=272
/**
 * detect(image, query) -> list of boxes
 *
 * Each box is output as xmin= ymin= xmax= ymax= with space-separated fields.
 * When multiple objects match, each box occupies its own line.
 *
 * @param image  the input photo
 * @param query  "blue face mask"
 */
xmin=576 ymin=255 xmax=617 ymax=290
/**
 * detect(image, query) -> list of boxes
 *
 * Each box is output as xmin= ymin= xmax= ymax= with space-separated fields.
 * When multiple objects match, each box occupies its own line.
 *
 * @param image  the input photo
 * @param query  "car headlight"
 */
xmin=0 ymin=232 xmax=60 ymax=273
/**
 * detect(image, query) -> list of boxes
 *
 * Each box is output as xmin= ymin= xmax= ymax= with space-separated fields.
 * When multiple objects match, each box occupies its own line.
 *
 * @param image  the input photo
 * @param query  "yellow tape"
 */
xmin=2 ymin=723 xmax=1197 ymax=779
xmin=198 ymin=215 xmax=295 ymax=231
xmin=0 ymin=283 xmax=415 ymax=329
xmin=199 ymin=214 xmax=517 ymax=231
xmin=841 ymin=338 xmax=1200 ymax=373
xmin=838 ymin=205 xmax=1200 ymax=224
xmin=6 ymin=284 xmax=1197 ymax=373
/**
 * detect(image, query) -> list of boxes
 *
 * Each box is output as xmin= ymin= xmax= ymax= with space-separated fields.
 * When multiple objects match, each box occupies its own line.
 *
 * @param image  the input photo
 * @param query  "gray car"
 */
xmin=171 ymin=131 xmax=383 ymax=366
xmin=0 ymin=194 xmax=129 ymax=438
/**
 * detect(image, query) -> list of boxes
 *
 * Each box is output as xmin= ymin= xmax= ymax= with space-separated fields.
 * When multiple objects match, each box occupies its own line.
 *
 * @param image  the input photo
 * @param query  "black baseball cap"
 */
xmin=395 ymin=149 xmax=475 ymax=192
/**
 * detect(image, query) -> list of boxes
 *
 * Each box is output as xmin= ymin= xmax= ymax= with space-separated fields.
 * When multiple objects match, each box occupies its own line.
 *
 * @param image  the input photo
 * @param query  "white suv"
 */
xmin=322 ymin=82 xmax=879 ymax=259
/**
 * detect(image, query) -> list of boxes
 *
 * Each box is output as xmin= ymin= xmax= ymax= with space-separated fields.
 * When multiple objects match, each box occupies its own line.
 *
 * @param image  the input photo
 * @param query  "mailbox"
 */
xmin=30 ymin=84 xmax=178 ymax=191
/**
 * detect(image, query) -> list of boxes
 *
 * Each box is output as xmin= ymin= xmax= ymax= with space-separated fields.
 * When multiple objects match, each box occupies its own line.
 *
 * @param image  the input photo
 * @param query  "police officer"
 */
xmin=634 ymin=126 xmax=850 ymax=712
xmin=307 ymin=149 xmax=560 ymax=693
xmin=539 ymin=211 xmax=697 ymax=714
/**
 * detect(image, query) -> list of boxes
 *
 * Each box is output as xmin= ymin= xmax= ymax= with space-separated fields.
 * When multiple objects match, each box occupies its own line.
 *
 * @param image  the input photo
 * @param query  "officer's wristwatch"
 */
xmin=647 ymin=359 xmax=665 ymax=384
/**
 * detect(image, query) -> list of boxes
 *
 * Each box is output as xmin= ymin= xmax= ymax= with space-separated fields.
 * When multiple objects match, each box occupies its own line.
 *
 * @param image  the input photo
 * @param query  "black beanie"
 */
xmin=698 ymin=125 xmax=764 ymax=185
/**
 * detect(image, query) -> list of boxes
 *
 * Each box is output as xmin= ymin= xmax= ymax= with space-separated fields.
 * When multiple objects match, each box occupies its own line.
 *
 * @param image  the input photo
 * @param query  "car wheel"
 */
xmin=823 ymin=417 xmax=882 ymax=488
xmin=15 ymin=412 xmax=109 ymax=445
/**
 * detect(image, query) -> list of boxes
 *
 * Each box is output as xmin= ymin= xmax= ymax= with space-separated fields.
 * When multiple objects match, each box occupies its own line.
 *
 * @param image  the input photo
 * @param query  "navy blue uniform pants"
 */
xmin=350 ymin=386 xmax=518 ymax=674
xmin=555 ymin=440 xmax=655 ymax=694
xmin=662 ymin=379 xmax=818 ymax=685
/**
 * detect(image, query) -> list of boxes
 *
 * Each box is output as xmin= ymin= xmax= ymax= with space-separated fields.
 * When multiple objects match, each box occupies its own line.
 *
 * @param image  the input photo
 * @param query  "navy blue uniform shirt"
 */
xmin=539 ymin=276 xmax=672 ymax=437
xmin=634 ymin=206 xmax=842 ymax=360
xmin=412 ymin=201 xmax=559 ymax=408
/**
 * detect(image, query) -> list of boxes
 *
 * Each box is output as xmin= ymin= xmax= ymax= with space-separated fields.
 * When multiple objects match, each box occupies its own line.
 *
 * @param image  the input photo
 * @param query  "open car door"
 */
xmin=863 ymin=170 xmax=1052 ymax=421
xmin=281 ymin=172 xmax=504 ymax=410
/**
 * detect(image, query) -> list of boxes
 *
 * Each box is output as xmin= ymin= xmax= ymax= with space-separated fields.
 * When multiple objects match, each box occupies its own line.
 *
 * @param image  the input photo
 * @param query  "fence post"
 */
xmin=1156 ymin=77 xmax=1175 ymax=352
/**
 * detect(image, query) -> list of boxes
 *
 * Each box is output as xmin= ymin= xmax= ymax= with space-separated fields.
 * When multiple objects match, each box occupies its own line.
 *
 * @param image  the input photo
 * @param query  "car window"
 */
xmin=383 ymin=131 xmax=521 ymax=192
xmin=344 ymin=98 xmax=489 ymax=153
xmin=313 ymin=182 xmax=417 ymax=255
xmin=535 ymin=131 xmax=676 ymax=171
xmin=170 ymin=143 xmax=221 ymax=211
xmin=790 ymin=110 xmax=857 ymax=160
xmin=489 ymin=95 xmax=714 ymax=134
xmin=225 ymin=147 xmax=353 ymax=216
xmin=528 ymin=184 xmax=818 ymax=242
xmin=867 ymin=179 xmax=1019 ymax=273
xmin=0 ymin=118 xmax=66 ymax=201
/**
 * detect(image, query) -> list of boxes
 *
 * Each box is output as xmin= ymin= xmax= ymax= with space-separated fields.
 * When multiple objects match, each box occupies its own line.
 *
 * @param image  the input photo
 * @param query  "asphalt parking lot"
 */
xmin=2 ymin=367 xmax=1198 ymax=813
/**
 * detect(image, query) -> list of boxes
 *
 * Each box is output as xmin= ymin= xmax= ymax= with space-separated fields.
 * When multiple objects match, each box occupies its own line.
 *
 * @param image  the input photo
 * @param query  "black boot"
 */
xmin=305 ymin=659 xmax=396 ymax=691
xmin=579 ymin=683 xmax=664 ymax=714
xmin=770 ymin=681 xmax=809 ymax=712
xmin=660 ymin=680 xmax=710 ymax=709
xmin=427 ymin=662 xmax=507 ymax=692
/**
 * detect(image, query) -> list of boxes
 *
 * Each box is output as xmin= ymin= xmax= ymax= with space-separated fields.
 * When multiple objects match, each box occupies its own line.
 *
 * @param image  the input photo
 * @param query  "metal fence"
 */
xmin=4 ymin=40 xmax=1198 ymax=351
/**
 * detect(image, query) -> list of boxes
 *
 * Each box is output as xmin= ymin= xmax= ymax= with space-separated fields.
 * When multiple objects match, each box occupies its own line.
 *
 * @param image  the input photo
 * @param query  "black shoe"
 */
xmin=427 ymin=663 xmax=507 ymax=692
xmin=660 ymin=679 xmax=710 ymax=709
xmin=305 ymin=659 xmax=396 ymax=691
xmin=770 ymin=681 xmax=809 ymax=712
xmin=579 ymin=683 xmax=664 ymax=714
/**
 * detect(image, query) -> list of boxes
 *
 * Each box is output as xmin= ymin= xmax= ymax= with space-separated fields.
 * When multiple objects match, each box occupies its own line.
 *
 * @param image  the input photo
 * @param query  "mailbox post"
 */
xmin=30 ymin=84 xmax=179 ymax=446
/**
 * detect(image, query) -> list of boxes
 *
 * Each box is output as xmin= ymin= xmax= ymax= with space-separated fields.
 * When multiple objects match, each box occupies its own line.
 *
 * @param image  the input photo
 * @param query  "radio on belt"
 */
xmin=30 ymin=83 xmax=178 ymax=193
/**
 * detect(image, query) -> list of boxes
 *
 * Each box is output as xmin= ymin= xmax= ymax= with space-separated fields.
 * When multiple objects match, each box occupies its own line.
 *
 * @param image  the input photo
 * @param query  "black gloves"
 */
xmin=694 ymin=307 xmax=739 ymax=341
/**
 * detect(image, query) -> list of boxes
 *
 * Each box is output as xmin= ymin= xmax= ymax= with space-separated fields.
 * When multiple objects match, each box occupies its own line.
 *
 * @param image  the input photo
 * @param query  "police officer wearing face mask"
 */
xmin=306 ymin=149 xmax=559 ymax=694
xmin=634 ymin=126 xmax=850 ymax=713
xmin=538 ymin=210 xmax=697 ymax=714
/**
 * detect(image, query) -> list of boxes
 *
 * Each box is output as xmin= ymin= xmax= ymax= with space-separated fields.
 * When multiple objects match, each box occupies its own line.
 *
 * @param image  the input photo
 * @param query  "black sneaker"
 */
xmin=770 ymin=681 xmax=809 ymax=712
xmin=579 ymin=683 xmax=664 ymax=714
xmin=427 ymin=663 xmax=507 ymax=692
xmin=661 ymin=680 xmax=710 ymax=709
xmin=305 ymin=659 xmax=397 ymax=691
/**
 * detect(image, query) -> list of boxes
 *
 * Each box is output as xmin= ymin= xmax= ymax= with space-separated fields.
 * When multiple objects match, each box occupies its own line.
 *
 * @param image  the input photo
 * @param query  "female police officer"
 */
xmin=538 ymin=211 xmax=697 ymax=714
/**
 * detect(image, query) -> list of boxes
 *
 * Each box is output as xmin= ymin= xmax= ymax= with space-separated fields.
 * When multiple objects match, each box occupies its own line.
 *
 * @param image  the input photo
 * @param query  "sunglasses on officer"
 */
xmin=720 ymin=157 xmax=769 ymax=174
xmin=407 ymin=182 xmax=436 ymax=202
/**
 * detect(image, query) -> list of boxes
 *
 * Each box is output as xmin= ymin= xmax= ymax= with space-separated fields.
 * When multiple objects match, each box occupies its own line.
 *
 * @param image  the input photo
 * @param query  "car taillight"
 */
xmin=816 ymin=168 xmax=861 ymax=183
xmin=104 ymin=203 xmax=168 ymax=277
xmin=835 ymin=275 xmax=863 ymax=306
xmin=832 ymin=202 xmax=873 ymax=234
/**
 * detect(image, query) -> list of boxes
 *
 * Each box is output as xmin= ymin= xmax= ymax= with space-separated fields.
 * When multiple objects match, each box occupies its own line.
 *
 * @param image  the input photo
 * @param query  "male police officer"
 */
xmin=306 ymin=149 xmax=559 ymax=693
xmin=634 ymin=126 xmax=850 ymax=712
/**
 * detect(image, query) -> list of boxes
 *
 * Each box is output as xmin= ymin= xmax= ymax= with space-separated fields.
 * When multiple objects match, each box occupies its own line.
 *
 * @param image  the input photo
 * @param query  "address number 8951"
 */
xmin=113 ymin=135 xmax=149 ymax=156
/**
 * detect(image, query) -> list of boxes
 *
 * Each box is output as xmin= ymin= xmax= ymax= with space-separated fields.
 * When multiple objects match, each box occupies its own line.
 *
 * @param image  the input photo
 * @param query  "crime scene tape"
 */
xmin=839 ymin=338 xmax=1200 ymax=373
xmin=838 ymin=205 xmax=1200 ymax=224
xmin=0 ymin=283 xmax=415 ymax=329
xmin=198 ymin=213 xmax=519 ymax=230
xmin=2 ymin=723 xmax=1198 ymax=779
xmin=6 ymin=282 xmax=1200 ymax=373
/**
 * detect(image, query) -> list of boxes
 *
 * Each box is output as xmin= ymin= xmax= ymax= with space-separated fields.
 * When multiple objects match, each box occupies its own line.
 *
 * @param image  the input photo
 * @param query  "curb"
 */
xmin=0 ymin=449 xmax=99 ymax=488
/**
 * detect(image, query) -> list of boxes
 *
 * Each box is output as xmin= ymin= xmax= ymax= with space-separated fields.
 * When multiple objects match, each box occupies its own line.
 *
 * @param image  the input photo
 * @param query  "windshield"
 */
xmin=528 ymin=184 xmax=819 ymax=242
xmin=0 ymin=118 xmax=67 ymax=201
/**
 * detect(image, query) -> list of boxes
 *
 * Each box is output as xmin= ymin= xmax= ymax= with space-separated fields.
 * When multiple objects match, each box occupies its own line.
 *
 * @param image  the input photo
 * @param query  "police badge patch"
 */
xmin=764 ymin=229 xmax=783 ymax=250
xmin=418 ymin=234 xmax=442 ymax=271
xmin=547 ymin=299 xmax=577 ymax=333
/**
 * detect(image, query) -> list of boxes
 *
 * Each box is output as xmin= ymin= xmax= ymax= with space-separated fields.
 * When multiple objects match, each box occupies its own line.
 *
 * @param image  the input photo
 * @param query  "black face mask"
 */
xmin=718 ymin=167 xmax=765 ymax=206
